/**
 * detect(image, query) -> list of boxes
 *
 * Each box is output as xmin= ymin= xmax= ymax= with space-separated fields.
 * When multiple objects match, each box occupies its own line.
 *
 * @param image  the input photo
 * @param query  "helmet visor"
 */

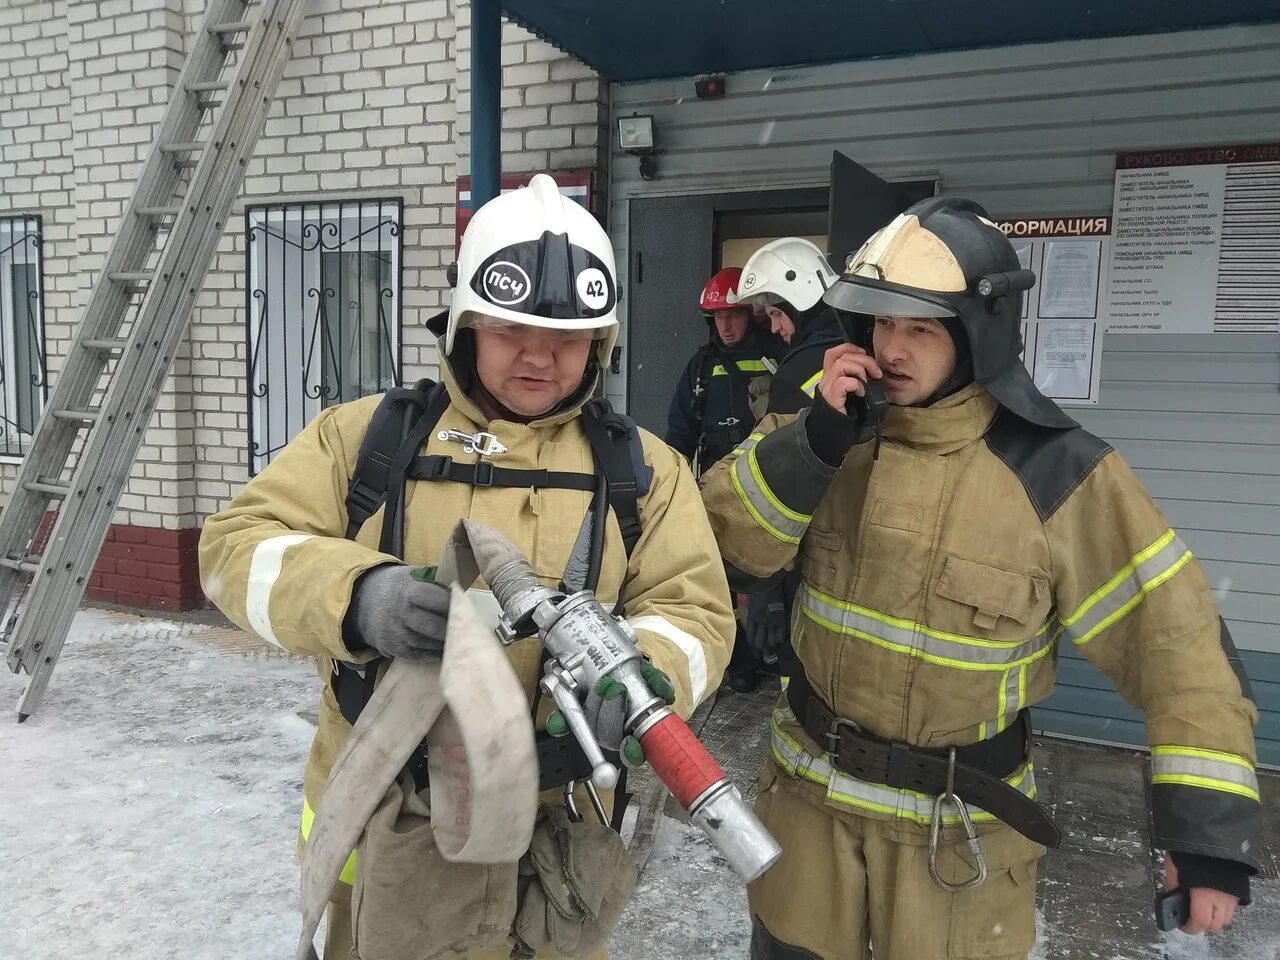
xmin=823 ymin=275 xmax=956 ymax=319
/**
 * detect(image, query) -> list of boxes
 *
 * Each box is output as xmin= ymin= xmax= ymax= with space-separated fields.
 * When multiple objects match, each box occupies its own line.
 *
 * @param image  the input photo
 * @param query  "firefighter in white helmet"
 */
xmin=200 ymin=174 xmax=734 ymax=960
xmin=738 ymin=237 xmax=845 ymax=415
xmin=730 ymin=238 xmax=848 ymax=690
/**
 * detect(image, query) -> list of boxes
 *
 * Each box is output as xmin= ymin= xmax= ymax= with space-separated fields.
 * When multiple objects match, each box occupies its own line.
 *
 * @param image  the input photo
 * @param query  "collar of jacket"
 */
xmin=881 ymin=383 xmax=998 ymax=454
xmin=712 ymin=329 xmax=775 ymax=360
xmin=782 ymin=308 xmax=844 ymax=362
xmin=437 ymin=334 xmax=595 ymax=432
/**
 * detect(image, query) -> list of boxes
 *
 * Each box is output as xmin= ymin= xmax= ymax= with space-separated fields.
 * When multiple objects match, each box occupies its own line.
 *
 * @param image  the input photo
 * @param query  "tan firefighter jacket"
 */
xmin=199 ymin=351 xmax=735 ymax=882
xmin=702 ymin=383 xmax=1261 ymax=870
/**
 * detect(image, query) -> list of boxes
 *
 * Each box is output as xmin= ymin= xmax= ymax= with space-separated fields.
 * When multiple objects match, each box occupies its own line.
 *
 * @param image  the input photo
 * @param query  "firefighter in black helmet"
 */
xmin=704 ymin=196 xmax=1259 ymax=958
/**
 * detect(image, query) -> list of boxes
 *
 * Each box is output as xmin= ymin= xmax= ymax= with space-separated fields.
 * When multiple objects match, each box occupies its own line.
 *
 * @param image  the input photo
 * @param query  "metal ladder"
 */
xmin=0 ymin=0 xmax=310 ymax=720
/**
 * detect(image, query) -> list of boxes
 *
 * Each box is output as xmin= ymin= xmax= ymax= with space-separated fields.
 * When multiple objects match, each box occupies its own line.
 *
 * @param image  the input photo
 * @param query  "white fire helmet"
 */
xmin=447 ymin=174 xmax=619 ymax=367
xmin=736 ymin=237 xmax=837 ymax=315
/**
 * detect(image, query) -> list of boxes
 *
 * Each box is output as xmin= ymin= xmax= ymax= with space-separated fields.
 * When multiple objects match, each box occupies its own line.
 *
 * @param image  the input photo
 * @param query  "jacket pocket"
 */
xmin=865 ymin=498 xmax=925 ymax=534
xmin=933 ymin=554 xmax=1047 ymax=634
xmin=351 ymin=777 xmax=517 ymax=960
xmin=799 ymin=524 xmax=841 ymax=593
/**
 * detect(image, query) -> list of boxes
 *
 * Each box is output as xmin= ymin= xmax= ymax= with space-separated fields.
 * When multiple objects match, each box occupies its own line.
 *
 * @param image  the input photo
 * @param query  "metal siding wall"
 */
xmin=606 ymin=25 xmax=1280 ymax=759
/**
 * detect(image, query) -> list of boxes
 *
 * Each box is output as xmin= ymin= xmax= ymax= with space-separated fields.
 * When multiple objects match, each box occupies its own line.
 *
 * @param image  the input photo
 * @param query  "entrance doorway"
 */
xmin=625 ymin=187 xmax=826 ymax=436
xmin=623 ymin=155 xmax=935 ymax=435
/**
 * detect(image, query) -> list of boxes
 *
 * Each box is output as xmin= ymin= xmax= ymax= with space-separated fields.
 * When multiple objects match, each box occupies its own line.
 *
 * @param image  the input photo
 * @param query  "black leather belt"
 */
xmin=786 ymin=671 xmax=1061 ymax=848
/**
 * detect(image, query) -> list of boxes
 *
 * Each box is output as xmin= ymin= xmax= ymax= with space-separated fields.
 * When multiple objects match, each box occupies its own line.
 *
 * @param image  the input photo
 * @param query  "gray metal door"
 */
xmin=625 ymin=187 xmax=826 ymax=436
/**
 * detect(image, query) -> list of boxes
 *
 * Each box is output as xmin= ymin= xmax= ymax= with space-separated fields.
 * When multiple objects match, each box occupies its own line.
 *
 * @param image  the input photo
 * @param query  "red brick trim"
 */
xmin=84 ymin=523 xmax=207 ymax=612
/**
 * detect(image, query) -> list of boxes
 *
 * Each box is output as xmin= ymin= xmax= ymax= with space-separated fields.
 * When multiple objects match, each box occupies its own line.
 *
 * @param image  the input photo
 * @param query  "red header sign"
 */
xmin=455 ymin=171 xmax=593 ymax=248
xmin=1116 ymin=142 xmax=1280 ymax=170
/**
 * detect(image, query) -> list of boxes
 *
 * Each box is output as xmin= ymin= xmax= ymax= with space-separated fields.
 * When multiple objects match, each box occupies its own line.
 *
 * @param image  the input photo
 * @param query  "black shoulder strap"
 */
xmin=346 ymin=383 xmax=653 ymax=560
xmin=581 ymin=398 xmax=652 ymax=558
xmin=344 ymin=378 xmax=447 ymax=543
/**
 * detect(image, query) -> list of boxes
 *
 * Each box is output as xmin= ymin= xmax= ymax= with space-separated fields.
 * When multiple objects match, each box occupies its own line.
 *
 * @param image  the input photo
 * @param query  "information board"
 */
xmin=1104 ymin=143 xmax=1280 ymax=334
xmin=994 ymin=217 xmax=1110 ymax=405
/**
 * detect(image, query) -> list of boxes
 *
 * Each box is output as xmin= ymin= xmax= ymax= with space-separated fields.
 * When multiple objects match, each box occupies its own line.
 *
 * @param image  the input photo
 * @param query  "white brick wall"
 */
xmin=0 ymin=0 xmax=606 ymax=530
xmin=0 ymin=1 xmax=74 ymax=490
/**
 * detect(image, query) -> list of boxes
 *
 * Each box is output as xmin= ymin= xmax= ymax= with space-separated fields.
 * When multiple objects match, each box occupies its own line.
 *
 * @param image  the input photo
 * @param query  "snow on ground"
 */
xmin=0 ymin=610 xmax=318 ymax=960
xmin=4 ymin=610 xmax=1280 ymax=960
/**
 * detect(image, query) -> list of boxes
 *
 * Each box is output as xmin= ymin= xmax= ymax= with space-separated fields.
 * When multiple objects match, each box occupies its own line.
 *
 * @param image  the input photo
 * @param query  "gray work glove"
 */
xmin=346 ymin=564 xmax=451 ymax=661
xmin=743 ymin=587 xmax=789 ymax=659
xmin=547 ymin=662 xmax=676 ymax=769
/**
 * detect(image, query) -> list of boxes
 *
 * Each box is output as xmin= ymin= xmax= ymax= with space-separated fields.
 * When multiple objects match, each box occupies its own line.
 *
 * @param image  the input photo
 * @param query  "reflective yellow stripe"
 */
xmin=1152 ymin=774 xmax=1259 ymax=801
xmin=301 ymin=797 xmax=356 ymax=885
xmin=729 ymin=442 xmax=810 ymax=544
xmin=712 ymin=359 xmax=772 ymax=376
xmin=1062 ymin=530 xmax=1194 ymax=646
xmin=800 ymin=371 xmax=823 ymax=397
xmin=770 ymin=707 xmax=1036 ymax=826
xmin=979 ymin=664 xmax=1025 ymax=741
xmin=1151 ymin=745 xmax=1260 ymax=802
xmin=800 ymin=582 xmax=1057 ymax=671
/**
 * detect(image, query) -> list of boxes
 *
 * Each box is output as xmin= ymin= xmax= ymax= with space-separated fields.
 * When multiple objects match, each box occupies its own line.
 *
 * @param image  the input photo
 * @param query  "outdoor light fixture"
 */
xmin=617 ymin=114 xmax=660 ymax=180
xmin=617 ymin=114 xmax=655 ymax=153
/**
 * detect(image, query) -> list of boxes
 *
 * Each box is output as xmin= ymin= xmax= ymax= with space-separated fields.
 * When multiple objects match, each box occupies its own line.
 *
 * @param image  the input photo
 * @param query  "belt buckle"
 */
xmin=823 ymin=715 xmax=861 ymax=764
xmin=927 ymin=747 xmax=989 ymax=893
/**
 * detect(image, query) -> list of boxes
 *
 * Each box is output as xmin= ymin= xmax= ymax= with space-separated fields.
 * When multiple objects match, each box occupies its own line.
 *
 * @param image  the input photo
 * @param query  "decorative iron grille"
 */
xmin=0 ymin=215 xmax=47 ymax=459
xmin=245 ymin=199 xmax=403 ymax=473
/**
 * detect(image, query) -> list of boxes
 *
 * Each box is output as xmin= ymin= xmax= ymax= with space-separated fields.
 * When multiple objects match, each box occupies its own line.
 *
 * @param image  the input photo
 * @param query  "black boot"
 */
xmin=724 ymin=622 xmax=762 ymax=693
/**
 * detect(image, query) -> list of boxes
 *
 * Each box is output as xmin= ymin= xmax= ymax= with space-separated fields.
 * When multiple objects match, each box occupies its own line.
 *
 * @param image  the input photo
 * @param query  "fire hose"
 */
xmin=296 ymin=519 xmax=779 ymax=960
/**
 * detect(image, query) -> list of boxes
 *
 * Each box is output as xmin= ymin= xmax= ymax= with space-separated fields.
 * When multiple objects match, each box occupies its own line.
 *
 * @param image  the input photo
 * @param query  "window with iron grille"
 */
xmin=0 ymin=216 xmax=47 ymax=459
xmin=245 ymin=199 xmax=402 ymax=473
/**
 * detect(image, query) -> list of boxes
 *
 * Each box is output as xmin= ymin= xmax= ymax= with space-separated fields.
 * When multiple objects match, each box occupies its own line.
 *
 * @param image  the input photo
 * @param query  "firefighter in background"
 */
xmin=665 ymin=266 xmax=783 ymax=692
xmin=738 ymin=237 xmax=846 ymax=416
xmin=665 ymin=267 xmax=783 ymax=475
xmin=200 ymin=175 xmax=734 ymax=960
xmin=703 ymin=197 xmax=1260 ymax=959
xmin=730 ymin=238 xmax=847 ymax=688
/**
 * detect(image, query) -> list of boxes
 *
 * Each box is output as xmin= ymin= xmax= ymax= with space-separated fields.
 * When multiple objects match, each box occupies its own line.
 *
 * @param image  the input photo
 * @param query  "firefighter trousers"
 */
xmin=323 ymin=885 xmax=609 ymax=960
xmin=748 ymin=758 xmax=1045 ymax=960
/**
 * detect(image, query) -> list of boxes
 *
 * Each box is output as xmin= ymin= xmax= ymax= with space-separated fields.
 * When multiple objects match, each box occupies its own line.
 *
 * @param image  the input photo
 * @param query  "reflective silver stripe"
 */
xmin=1151 ymin=747 xmax=1260 ymax=801
xmin=730 ymin=443 xmax=810 ymax=544
xmin=1000 ymin=665 xmax=1023 ymax=730
xmin=1061 ymin=532 xmax=1193 ymax=646
xmin=800 ymin=583 xmax=1056 ymax=672
xmin=770 ymin=708 xmax=1036 ymax=827
xmin=629 ymin=615 xmax=710 ymax=708
xmin=245 ymin=534 xmax=314 ymax=648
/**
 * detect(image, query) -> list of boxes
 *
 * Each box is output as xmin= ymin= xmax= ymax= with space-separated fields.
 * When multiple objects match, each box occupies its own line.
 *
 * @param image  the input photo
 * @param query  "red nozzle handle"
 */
xmin=638 ymin=712 xmax=726 ymax=809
